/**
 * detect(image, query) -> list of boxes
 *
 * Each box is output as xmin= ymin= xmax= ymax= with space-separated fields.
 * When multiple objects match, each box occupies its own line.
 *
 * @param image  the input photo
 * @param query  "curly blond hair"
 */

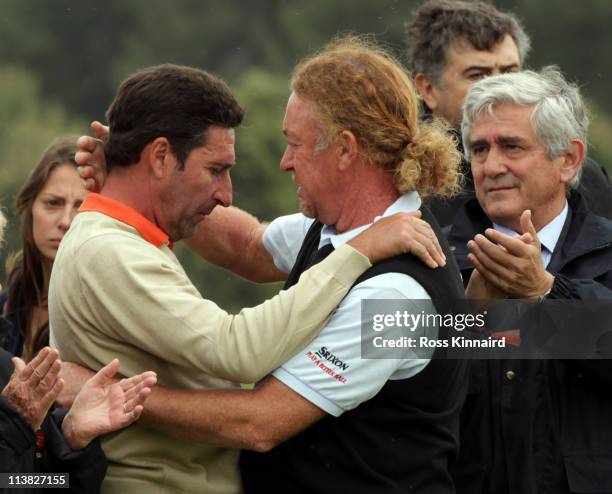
xmin=291 ymin=35 xmax=462 ymax=198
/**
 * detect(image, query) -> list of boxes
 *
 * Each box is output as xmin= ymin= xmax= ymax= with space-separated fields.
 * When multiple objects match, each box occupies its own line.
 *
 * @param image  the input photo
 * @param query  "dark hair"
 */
xmin=5 ymin=136 xmax=79 ymax=361
xmin=406 ymin=0 xmax=531 ymax=84
xmin=105 ymin=63 xmax=244 ymax=170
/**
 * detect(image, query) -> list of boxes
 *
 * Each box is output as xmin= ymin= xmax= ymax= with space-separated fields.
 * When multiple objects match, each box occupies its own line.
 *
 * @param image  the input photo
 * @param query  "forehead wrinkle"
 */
xmin=450 ymin=37 xmax=520 ymax=68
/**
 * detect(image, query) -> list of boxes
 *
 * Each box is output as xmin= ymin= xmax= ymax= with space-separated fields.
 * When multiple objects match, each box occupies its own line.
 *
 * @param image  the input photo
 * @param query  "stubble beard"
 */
xmin=298 ymin=198 xmax=316 ymax=219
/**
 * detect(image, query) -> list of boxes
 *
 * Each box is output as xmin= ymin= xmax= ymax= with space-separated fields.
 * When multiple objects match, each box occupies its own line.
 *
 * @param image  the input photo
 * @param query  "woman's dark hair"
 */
xmin=4 ymin=135 xmax=79 ymax=360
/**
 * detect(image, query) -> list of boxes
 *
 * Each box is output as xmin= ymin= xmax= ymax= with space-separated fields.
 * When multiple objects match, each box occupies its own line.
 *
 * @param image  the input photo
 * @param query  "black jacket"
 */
xmin=0 ymin=347 xmax=107 ymax=494
xmin=0 ymin=292 xmax=24 ymax=357
xmin=446 ymin=191 xmax=612 ymax=494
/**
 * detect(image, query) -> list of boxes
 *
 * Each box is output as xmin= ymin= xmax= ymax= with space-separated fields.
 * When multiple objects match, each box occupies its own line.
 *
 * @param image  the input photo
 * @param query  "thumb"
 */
xmin=520 ymin=210 xmax=541 ymax=248
xmin=88 ymin=358 xmax=120 ymax=387
xmin=91 ymin=121 xmax=110 ymax=139
xmin=11 ymin=356 xmax=26 ymax=373
xmin=409 ymin=210 xmax=423 ymax=219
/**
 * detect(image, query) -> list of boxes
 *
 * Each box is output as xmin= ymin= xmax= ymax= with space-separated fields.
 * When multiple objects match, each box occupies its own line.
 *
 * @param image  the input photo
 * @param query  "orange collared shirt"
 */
xmin=78 ymin=193 xmax=173 ymax=249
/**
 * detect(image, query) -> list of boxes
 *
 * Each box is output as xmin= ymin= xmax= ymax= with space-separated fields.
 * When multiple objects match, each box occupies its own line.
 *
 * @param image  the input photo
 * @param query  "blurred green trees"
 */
xmin=1 ymin=0 xmax=610 ymax=311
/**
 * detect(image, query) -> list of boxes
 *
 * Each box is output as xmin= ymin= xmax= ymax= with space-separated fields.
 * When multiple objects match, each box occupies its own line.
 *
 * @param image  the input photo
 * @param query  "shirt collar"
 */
xmin=320 ymin=192 xmax=422 ymax=249
xmin=492 ymin=200 xmax=568 ymax=255
xmin=78 ymin=193 xmax=173 ymax=249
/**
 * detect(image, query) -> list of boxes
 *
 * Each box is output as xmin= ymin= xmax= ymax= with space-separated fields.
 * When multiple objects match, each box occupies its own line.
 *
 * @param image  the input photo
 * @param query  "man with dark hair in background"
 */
xmin=406 ymin=0 xmax=612 ymax=226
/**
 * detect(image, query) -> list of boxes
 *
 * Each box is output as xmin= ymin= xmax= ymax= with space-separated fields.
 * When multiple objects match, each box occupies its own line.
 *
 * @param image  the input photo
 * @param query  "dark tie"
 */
xmin=305 ymin=242 xmax=335 ymax=269
xmin=283 ymin=242 xmax=335 ymax=290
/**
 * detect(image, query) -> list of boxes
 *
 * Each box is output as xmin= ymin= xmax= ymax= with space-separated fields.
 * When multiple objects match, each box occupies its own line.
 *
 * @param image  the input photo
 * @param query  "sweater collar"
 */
xmin=78 ymin=193 xmax=173 ymax=249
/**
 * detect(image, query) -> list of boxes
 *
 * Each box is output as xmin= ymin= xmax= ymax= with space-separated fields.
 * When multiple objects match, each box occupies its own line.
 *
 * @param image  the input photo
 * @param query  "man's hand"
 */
xmin=61 ymin=359 xmax=157 ymax=449
xmin=467 ymin=210 xmax=555 ymax=299
xmin=348 ymin=211 xmax=446 ymax=268
xmin=465 ymin=268 xmax=508 ymax=299
xmin=1 ymin=347 xmax=64 ymax=430
xmin=75 ymin=121 xmax=109 ymax=192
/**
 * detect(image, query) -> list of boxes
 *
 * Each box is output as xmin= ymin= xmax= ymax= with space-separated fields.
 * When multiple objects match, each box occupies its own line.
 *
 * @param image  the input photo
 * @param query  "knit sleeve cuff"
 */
xmin=320 ymin=244 xmax=372 ymax=287
xmin=547 ymin=273 xmax=573 ymax=299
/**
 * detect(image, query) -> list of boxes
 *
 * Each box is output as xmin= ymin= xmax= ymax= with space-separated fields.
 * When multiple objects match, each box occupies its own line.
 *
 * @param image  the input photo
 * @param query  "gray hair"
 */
xmin=462 ymin=66 xmax=588 ymax=188
xmin=406 ymin=0 xmax=531 ymax=85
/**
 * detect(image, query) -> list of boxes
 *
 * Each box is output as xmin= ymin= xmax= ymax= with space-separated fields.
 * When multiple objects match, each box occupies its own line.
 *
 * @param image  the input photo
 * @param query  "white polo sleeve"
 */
xmin=272 ymin=272 xmax=437 ymax=416
xmin=262 ymin=213 xmax=315 ymax=273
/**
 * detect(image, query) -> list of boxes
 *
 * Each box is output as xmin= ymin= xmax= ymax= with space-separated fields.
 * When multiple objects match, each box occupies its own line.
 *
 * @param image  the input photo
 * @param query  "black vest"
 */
xmin=241 ymin=207 xmax=468 ymax=494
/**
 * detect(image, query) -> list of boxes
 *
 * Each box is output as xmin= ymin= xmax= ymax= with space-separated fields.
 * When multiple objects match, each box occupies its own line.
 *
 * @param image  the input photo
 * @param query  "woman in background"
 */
xmin=1 ymin=136 xmax=87 ymax=359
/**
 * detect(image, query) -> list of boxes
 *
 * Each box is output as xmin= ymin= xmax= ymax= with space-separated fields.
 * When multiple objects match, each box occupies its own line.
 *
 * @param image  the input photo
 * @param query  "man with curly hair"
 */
xmin=75 ymin=37 xmax=469 ymax=494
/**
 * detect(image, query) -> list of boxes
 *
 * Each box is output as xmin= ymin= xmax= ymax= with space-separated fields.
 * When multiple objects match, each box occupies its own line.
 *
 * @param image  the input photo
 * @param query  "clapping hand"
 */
xmin=61 ymin=359 xmax=157 ymax=449
xmin=1 ymin=347 xmax=64 ymax=430
xmin=467 ymin=210 xmax=554 ymax=299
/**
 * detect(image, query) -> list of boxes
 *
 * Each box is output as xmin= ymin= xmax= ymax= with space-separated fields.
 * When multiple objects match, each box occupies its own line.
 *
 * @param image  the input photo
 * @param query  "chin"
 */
xmin=180 ymin=224 xmax=199 ymax=240
xmin=298 ymin=201 xmax=316 ymax=219
xmin=487 ymin=209 xmax=521 ymax=229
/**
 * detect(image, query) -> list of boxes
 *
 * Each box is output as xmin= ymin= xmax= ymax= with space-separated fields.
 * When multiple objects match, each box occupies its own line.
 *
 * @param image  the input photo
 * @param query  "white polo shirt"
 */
xmin=263 ymin=192 xmax=436 ymax=417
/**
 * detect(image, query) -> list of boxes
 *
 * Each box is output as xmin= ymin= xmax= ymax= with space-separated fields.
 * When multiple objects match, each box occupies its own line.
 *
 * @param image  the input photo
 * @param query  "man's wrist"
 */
xmin=61 ymin=412 xmax=91 ymax=450
xmin=538 ymin=285 xmax=553 ymax=302
xmin=537 ymin=272 xmax=555 ymax=301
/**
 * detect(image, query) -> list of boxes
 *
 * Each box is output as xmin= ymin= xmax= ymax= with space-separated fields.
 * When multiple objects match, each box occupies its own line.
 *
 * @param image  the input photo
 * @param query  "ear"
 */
xmin=414 ymin=73 xmax=440 ymax=112
xmin=558 ymin=139 xmax=586 ymax=185
xmin=337 ymin=130 xmax=359 ymax=171
xmin=146 ymin=137 xmax=176 ymax=179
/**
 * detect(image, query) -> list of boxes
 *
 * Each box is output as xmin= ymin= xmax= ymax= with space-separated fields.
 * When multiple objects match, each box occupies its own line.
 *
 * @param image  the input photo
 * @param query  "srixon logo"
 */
xmin=314 ymin=346 xmax=349 ymax=371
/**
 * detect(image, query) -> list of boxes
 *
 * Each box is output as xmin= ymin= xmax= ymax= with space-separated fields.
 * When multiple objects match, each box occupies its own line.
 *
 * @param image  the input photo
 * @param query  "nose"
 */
xmin=482 ymin=147 xmax=508 ymax=177
xmin=214 ymin=172 xmax=233 ymax=207
xmin=280 ymin=147 xmax=293 ymax=172
xmin=58 ymin=206 xmax=77 ymax=232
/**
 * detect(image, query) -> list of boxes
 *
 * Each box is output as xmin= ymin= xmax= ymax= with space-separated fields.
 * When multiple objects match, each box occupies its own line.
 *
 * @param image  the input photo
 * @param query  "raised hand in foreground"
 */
xmin=1 ymin=347 xmax=64 ymax=430
xmin=61 ymin=358 xmax=157 ymax=449
xmin=75 ymin=121 xmax=109 ymax=193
